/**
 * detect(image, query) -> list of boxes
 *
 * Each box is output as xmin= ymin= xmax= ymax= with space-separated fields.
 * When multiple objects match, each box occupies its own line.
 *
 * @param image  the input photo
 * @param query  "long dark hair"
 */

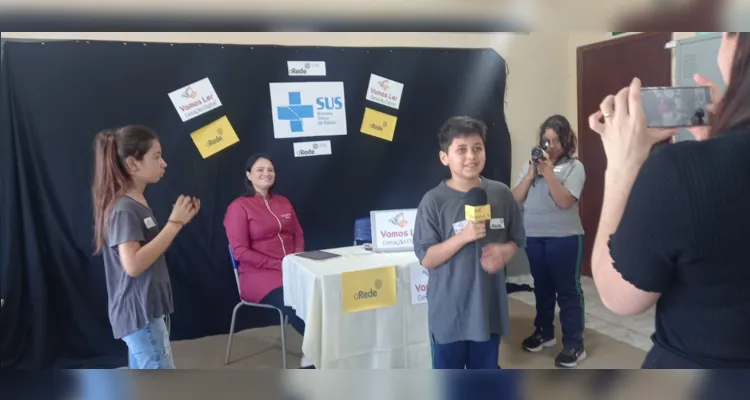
xmin=539 ymin=114 xmax=577 ymax=160
xmin=244 ymin=153 xmax=275 ymax=197
xmin=92 ymin=125 xmax=158 ymax=254
xmin=711 ymin=32 xmax=750 ymax=136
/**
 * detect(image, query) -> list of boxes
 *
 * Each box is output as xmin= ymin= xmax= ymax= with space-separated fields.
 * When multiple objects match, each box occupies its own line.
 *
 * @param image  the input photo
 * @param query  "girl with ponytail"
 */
xmin=91 ymin=125 xmax=200 ymax=369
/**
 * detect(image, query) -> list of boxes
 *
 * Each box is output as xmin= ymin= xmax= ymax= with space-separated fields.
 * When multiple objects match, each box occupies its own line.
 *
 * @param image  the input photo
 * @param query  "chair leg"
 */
xmin=278 ymin=309 xmax=288 ymax=369
xmin=225 ymin=303 xmax=243 ymax=365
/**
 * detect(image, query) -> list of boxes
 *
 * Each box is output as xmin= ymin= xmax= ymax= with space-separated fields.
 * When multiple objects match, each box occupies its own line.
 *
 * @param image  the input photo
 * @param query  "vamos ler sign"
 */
xmin=168 ymin=78 xmax=223 ymax=122
xmin=370 ymin=209 xmax=418 ymax=253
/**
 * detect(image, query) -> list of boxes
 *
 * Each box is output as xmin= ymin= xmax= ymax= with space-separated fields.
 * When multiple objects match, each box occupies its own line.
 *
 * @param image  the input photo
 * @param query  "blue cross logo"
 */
xmin=277 ymin=92 xmax=314 ymax=133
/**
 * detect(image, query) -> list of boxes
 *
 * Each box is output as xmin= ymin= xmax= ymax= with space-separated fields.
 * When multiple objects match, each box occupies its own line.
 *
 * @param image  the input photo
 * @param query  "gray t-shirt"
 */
xmin=413 ymin=178 xmax=526 ymax=344
xmin=516 ymin=157 xmax=586 ymax=238
xmin=103 ymin=196 xmax=174 ymax=339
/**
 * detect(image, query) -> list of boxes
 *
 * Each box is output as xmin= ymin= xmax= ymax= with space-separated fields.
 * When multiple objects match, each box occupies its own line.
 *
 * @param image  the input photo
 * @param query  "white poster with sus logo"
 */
xmin=409 ymin=263 xmax=429 ymax=305
xmin=168 ymin=78 xmax=223 ymax=122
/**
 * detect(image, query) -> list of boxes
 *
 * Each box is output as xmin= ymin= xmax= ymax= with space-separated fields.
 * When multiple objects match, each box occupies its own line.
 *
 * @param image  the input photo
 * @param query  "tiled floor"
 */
xmin=166 ymin=274 xmax=657 ymax=370
xmin=507 ymin=274 xmax=656 ymax=351
xmin=171 ymin=296 xmax=648 ymax=370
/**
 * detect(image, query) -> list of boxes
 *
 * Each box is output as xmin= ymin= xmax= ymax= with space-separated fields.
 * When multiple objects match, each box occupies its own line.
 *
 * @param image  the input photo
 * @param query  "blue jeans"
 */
xmin=431 ymin=334 xmax=501 ymax=369
xmin=526 ymin=235 xmax=585 ymax=349
xmin=122 ymin=316 xmax=175 ymax=369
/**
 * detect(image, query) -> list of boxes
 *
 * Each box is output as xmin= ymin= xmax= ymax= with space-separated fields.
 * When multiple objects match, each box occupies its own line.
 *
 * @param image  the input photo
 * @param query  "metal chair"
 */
xmin=354 ymin=217 xmax=372 ymax=245
xmin=225 ymin=245 xmax=289 ymax=368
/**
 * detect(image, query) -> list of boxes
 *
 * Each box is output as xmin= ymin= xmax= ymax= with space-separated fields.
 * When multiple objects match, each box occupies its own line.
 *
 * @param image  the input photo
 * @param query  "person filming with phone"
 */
xmin=512 ymin=115 xmax=587 ymax=368
xmin=589 ymin=32 xmax=750 ymax=369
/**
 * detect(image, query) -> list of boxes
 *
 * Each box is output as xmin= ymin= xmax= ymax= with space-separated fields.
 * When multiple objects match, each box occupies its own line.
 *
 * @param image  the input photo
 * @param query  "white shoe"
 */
xmin=300 ymin=355 xmax=315 ymax=369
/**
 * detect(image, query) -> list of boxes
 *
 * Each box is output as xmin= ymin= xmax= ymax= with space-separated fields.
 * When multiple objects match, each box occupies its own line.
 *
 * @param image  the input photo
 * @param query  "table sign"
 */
xmin=370 ymin=208 xmax=418 ymax=253
xmin=409 ymin=263 xmax=429 ymax=305
xmin=341 ymin=266 xmax=397 ymax=313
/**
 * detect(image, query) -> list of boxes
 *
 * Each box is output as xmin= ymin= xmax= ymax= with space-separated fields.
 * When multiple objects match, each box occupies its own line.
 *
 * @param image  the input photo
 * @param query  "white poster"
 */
xmin=168 ymin=78 xmax=223 ymax=122
xmin=365 ymin=74 xmax=404 ymax=110
xmin=288 ymin=61 xmax=327 ymax=76
xmin=409 ymin=263 xmax=429 ymax=305
xmin=293 ymin=140 xmax=332 ymax=157
xmin=270 ymin=82 xmax=347 ymax=139
xmin=370 ymin=209 xmax=418 ymax=253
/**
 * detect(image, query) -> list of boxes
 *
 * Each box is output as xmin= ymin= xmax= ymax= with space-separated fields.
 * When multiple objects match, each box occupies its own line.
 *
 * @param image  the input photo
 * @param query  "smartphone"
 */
xmin=640 ymin=86 xmax=712 ymax=128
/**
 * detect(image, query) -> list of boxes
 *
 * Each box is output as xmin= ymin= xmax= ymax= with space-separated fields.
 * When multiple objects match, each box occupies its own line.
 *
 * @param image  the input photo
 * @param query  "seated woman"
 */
xmin=224 ymin=153 xmax=312 ymax=368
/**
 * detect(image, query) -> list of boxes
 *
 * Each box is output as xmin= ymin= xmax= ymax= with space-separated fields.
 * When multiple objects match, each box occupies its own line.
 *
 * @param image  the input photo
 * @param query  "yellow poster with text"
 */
xmin=190 ymin=115 xmax=240 ymax=159
xmin=360 ymin=107 xmax=398 ymax=142
xmin=341 ymin=266 xmax=398 ymax=313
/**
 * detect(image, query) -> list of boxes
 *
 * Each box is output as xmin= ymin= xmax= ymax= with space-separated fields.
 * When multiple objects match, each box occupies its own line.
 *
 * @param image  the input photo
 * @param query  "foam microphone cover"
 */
xmin=465 ymin=187 xmax=488 ymax=207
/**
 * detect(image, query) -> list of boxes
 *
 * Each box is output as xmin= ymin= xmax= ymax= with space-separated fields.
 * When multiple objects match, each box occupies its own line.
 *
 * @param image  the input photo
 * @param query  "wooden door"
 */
xmin=577 ymin=32 xmax=672 ymax=277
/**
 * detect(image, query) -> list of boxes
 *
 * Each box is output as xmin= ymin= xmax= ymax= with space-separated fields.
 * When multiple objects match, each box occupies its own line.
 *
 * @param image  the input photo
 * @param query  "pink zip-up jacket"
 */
xmin=224 ymin=194 xmax=304 ymax=303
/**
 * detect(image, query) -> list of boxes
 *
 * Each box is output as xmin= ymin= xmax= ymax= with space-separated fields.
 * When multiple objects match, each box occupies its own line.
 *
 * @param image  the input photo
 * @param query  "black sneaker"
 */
xmin=555 ymin=347 xmax=587 ymax=368
xmin=522 ymin=330 xmax=556 ymax=353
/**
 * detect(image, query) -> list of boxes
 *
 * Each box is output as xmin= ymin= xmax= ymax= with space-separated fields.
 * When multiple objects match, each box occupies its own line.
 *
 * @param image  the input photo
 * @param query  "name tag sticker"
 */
xmin=554 ymin=165 xmax=563 ymax=173
xmin=453 ymin=220 xmax=469 ymax=234
xmin=144 ymin=217 xmax=156 ymax=229
xmin=490 ymin=218 xmax=505 ymax=230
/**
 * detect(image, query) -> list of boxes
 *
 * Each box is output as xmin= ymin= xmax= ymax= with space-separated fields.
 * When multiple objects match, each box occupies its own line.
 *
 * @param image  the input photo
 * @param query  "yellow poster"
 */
xmin=360 ymin=107 xmax=398 ymax=142
xmin=341 ymin=266 xmax=398 ymax=313
xmin=189 ymin=115 xmax=240 ymax=159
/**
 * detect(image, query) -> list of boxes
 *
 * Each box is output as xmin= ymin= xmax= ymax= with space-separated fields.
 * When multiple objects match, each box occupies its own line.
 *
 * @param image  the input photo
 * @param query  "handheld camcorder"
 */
xmin=531 ymin=140 xmax=550 ymax=163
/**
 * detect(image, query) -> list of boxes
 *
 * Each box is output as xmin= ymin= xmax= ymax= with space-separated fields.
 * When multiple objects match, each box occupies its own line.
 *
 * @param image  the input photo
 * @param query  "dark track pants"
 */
xmin=526 ymin=235 xmax=585 ymax=349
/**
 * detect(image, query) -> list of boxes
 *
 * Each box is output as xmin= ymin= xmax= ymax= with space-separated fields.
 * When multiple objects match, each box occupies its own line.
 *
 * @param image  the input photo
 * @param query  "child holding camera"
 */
xmin=512 ymin=115 xmax=587 ymax=368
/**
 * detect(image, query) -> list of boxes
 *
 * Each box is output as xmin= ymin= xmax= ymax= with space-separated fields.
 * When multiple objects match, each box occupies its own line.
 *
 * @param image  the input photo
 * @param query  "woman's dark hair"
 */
xmin=711 ymin=32 xmax=750 ymax=136
xmin=539 ymin=114 xmax=577 ymax=159
xmin=92 ymin=125 xmax=158 ymax=254
xmin=244 ymin=153 xmax=275 ymax=197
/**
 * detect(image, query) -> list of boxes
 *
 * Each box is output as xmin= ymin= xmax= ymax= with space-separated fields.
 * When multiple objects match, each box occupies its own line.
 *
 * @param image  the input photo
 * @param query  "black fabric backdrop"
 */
xmin=0 ymin=40 xmax=510 ymax=368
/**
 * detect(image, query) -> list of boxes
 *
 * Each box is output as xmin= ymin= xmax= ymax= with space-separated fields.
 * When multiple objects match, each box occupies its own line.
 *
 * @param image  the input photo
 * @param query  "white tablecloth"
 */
xmin=282 ymin=246 xmax=431 ymax=369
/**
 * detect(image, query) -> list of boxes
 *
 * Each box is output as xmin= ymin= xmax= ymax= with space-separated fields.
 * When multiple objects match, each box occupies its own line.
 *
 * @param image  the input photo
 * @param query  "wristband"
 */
xmin=168 ymin=219 xmax=185 ymax=227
